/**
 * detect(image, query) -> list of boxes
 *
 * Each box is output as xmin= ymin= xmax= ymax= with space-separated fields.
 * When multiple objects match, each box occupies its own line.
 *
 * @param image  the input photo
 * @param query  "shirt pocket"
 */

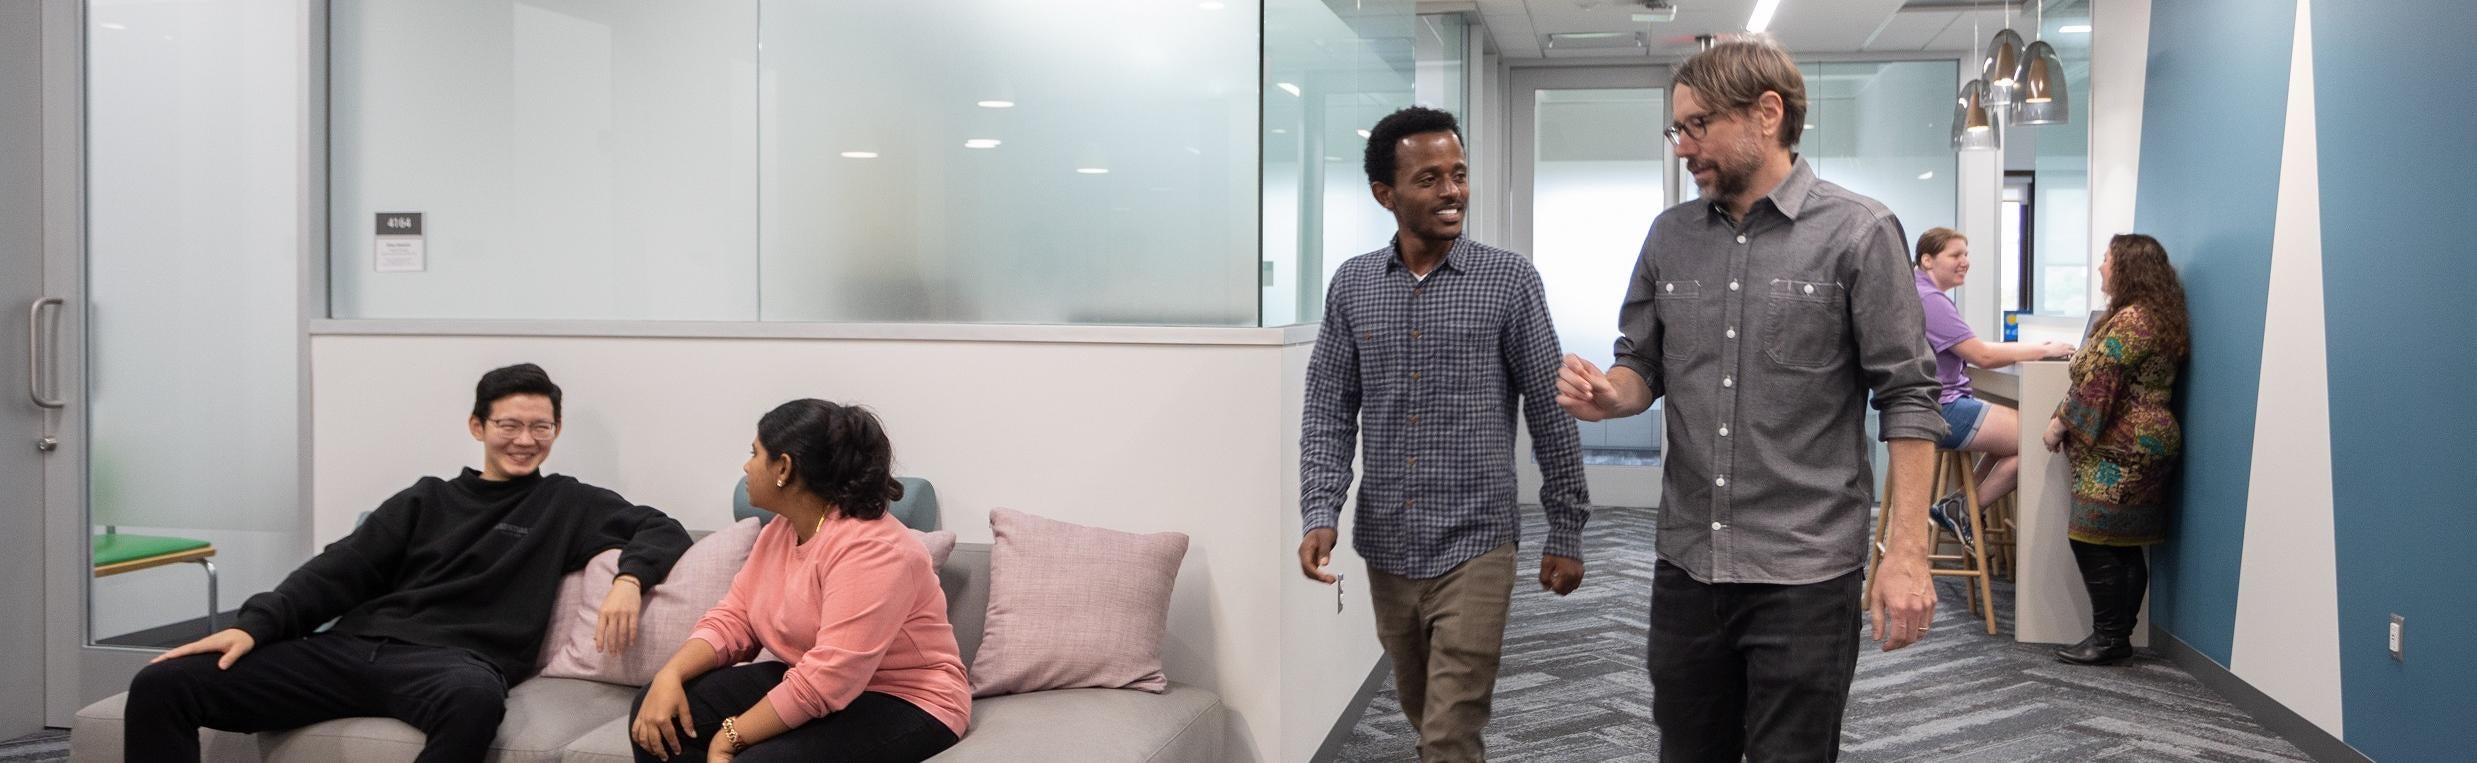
xmin=1764 ymin=278 xmax=1848 ymax=368
xmin=1654 ymin=279 xmax=1707 ymax=362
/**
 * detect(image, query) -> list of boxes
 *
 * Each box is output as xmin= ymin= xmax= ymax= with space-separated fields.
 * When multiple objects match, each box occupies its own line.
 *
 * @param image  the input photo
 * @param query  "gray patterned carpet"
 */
xmin=1339 ymin=505 xmax=2313 ymax=762
xmin=0 ymin=729 xmax=65 ymax=763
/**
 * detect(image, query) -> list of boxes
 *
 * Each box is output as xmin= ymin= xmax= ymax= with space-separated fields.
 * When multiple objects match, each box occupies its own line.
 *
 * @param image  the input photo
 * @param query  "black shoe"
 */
xmin=1928 ymin=494 xmax=1975 ymax=551
xmin=2055 ymin=633 xmax=2133 ymax=665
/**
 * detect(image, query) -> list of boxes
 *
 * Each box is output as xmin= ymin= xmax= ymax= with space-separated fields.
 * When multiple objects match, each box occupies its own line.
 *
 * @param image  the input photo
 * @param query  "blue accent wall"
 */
xmin=2131 ymin=0 xmax=2293 ymax=666
xmin=2311 ymin=2 xmax=2477 ymax=758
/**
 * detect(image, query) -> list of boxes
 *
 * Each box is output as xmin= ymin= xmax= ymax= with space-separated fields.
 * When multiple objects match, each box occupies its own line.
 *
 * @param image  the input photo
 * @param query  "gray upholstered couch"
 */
xmin=69 ymin=541 xmax=1226 ymax=762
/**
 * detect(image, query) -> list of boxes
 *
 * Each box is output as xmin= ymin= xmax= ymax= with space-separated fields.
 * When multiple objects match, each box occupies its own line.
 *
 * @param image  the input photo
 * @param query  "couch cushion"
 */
xmin=558 ymin=684 xmax=1221 ymax=763
xmin=933 ymin=684 xmax=1224 ymax=762
xmin=968 ymin=508 xmax=1188 ymax=697
xmin=537 ymin=519 xmax=762 ymax=686
xmin=70 ymin=692 xmax=259 ymax=763
xmin=940 ymin=543 xmax=991 ymax=666
xmin=259 ymin=677 xmax=635 ymax=763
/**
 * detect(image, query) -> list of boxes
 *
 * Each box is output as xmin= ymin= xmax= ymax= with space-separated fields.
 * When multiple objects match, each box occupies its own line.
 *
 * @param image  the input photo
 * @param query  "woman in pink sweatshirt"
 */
xmin=630 ymin=399 xmax=970 ymax=763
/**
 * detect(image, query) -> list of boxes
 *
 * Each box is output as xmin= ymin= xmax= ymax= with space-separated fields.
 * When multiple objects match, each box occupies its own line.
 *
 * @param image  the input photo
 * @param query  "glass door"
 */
xmin=1509 ymin=65 xmax=1673 ymax=508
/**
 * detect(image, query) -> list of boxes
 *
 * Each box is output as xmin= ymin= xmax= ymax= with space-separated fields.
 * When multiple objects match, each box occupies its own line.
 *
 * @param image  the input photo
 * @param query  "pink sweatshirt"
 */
xmin=687 ymin=513 xmax=971 ymax=736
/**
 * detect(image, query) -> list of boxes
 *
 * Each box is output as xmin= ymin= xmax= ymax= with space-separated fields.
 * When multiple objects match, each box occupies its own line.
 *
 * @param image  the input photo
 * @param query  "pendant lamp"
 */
xmin=2012 ymin=39 xmax=2070 ymax=125
xmin=1953 ymin=79 xmax=1998 ymax=151
xmin=1982 ymin=28 xmax=2025 ymax=108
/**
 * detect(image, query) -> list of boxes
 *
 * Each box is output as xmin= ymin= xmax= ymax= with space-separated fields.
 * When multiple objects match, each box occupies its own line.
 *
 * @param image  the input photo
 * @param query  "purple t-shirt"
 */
xmin=1915 ymin=269 xmax=1973 ymax=404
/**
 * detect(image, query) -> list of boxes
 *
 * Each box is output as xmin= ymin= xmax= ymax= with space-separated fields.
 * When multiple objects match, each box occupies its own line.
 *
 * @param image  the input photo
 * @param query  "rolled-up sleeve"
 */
xmin=1610 ymin=230 xmax=1666 ymax=399
xmin=1848 ymin=214 xmax=1948 ymax=444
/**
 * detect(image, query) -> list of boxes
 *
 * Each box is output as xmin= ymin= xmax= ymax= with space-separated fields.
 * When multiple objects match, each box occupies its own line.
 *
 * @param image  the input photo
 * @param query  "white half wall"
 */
xmin=310 ymin=331 xmax=1367 ymax=762
xmin=2087 ymin=0 xmax=2151 ymax=307
xmin=2227 ymin=0 xmax=2343 ymax=738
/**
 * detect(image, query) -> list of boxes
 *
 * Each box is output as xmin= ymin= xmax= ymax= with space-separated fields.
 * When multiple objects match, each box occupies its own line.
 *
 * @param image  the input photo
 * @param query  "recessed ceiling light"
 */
xmin=1077 ymin=167 xmax=1110 ymax=175
xmin=840 ymin=151 xmax=879 ymax=159
xmin=964 ymin=139 xmax=1002 ymax=149
xmin=1917 ymin=171 xmax=1935 ymax=180
xmin=1803 ymin=124 xmax=1816 ymax=130
xmin=1277 ymin=82 xmax=1302 ymax=97
xmin=1356 ymin=129 xmax=1372 ymax=138
xmin=2059 ymin=24 xmax=2091 ymax=33
xmin=1746 ymin=0 xmax=1781 ymax=33
xmin=977 ymin=100 xmax=1015 ymax=109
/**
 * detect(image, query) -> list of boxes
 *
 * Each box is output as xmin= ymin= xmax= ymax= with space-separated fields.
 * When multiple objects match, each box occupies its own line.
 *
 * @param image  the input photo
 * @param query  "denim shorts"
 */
xmin=1937 ymin=395 xmax=1990 ymax=450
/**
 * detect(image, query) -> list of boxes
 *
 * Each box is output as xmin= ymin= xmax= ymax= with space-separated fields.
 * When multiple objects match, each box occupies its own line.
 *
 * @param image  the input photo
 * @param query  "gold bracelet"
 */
xmin=720 ymin=716 xmax=744 ymax=753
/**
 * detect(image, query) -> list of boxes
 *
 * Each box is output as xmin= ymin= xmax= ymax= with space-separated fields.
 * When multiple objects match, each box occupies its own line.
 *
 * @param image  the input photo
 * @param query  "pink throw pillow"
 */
xmin=536 ymin=518 xmax=762 ymax=685
xmin=537 ymin=521 xmax=960 ymax=685
xmin=968 ymin=508 xmax=1189 ymax=697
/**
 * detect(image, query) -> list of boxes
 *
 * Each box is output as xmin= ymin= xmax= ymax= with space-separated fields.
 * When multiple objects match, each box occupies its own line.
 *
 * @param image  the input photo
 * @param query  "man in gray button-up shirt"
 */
xmin=1557 ymin=40 xmax=1946 ymax=761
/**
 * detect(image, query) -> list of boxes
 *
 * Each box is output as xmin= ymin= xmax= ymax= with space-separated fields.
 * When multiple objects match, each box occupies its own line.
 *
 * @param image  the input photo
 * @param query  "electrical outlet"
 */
xmin=2388 ymin=614 xmax=2405 ymax=662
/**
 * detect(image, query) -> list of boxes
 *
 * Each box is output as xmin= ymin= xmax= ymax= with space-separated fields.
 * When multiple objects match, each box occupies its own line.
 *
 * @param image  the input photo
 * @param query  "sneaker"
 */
xmin=1928 ymin=493 xmax=1975 ymax=551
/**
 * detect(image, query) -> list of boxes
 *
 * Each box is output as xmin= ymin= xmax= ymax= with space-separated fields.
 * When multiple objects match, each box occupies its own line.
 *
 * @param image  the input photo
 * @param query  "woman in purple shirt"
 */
xmin=1912 ymin=228 xmax=2074 ymax=545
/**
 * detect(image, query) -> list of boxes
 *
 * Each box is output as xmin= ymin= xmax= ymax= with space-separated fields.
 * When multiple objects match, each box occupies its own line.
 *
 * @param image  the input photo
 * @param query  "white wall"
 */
xmin=311 ymin=331 xmax=1377 ymax=762
xmin=2087 ymin=0 xmax=2149 ymax=310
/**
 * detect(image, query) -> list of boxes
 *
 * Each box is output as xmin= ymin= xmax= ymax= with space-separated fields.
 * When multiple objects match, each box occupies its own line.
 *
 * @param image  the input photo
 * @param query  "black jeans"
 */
xmin=125 ymin=633 xmax=508 ymax=763
xmin=629 ymin=662 xmax=960 ymax=763
xmin=1647 ymin=561 xmax=1865 ymax=763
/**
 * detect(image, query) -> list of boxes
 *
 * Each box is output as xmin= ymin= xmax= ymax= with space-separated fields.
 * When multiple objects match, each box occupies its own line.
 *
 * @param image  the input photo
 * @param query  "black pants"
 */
xmin=125 ymin=633 xmax=508 ymax=763
xmin=2069 ymin=540 xmax=2150 ymax=640
xmin=1647 ymin=561 xmax=1865 ymax=763
xmin=629 ymin=662 xmax=960 ymax=763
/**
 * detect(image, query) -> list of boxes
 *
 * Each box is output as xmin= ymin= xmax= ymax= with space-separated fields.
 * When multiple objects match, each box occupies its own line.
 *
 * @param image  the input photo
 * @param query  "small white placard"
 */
xmin=374 ymin=212 xmax=426 ymax=273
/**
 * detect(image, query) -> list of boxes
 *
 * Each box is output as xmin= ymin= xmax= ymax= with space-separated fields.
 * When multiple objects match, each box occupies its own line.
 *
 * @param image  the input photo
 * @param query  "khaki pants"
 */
xmin=1368 ymin=542 xmax=1516 ymax=763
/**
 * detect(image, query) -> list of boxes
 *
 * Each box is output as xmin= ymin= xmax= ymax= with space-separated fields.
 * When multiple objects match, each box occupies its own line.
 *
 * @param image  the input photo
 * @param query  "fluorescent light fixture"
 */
xmin=1076 ymin=167 xmax=1110 ymax=175
xmin=1356 ymin=129 xmax=1372 ymax=138
xmin=1277 ymin=82 xmax=1302 ymax=97
xmin=1917 ymin=171 xmax=1935 ymax=180
xmin=1803 ymin=124 xmax=1816 ymax=130
xmin=99 ymin=22 xmax=127 ymax=30
xmin=976 ymin=100 xmax=1015 ymax=109
xmin=2059 ymin=24 xmax=2091 ymax=33
xmin=1746 ymin=0 xmax=1781 ymax=33
xmin=840 ymin=151 xmax=879 ymax=159
xmin=963 ymin=139 xmax=1001 ymax=149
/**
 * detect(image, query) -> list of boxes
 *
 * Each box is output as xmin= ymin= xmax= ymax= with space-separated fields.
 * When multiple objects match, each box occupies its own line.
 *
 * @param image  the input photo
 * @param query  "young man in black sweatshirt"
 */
xmin=124 ymin=363 xmax=693 ymax=762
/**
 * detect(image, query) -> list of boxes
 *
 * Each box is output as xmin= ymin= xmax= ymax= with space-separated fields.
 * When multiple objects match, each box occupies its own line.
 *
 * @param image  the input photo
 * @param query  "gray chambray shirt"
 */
xmin=1612 ymin=157 xmax=1947 ymax=585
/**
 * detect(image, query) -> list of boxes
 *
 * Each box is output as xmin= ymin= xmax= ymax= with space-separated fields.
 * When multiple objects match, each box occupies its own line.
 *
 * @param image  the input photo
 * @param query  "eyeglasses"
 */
xmin=487 ymin=418 xmax=560 ymax=440
xmin=1662 ymin=111 xmax=1723 ymax=145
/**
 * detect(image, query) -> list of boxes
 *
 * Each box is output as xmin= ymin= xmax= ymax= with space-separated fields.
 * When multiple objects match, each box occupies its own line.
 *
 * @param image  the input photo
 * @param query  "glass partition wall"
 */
xmin=329 ymin=0 xmax=1423 ymax=328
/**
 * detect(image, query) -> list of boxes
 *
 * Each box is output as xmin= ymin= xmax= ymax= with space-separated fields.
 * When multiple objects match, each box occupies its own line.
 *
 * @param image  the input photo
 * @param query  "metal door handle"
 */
xmin=27 ymin=296 xmax=63 ymax=409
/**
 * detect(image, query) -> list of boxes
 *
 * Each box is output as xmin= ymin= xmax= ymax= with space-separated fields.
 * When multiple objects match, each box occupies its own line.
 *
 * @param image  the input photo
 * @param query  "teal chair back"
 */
xmin=733 ymin=476 xmax=939 ymax=532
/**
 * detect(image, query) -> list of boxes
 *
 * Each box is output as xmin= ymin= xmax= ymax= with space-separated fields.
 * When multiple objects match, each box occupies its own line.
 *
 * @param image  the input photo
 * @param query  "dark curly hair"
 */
xmin=757 ymin=399 xmax=904 ymax=520
xmin=1363 ymin=106 xmax=1462 ymax=186
xmin=2102 ymin=233 xmax=2192 ymax=359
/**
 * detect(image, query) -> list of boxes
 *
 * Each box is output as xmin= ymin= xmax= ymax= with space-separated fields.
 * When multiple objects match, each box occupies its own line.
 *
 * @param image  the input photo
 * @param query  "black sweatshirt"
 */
xmin=232 ymin=468 xmax=692 ymax=681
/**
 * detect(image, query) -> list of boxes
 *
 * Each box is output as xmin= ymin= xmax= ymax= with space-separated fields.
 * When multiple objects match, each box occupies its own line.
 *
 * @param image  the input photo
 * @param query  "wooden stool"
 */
xmin=1867 ymin=449 xmax=1998 ymax=635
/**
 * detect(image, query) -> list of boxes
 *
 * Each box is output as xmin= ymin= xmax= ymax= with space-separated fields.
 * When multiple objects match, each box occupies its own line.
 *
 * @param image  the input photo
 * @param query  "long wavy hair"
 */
xmin=2101 ymin=233 xmax=2191 ymax=359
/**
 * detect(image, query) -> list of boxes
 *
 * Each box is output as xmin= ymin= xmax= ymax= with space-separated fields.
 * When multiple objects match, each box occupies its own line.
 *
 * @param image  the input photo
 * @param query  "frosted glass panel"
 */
xmin=88 ymin=0 xmax=307 ymax=642
xmin=759 ymin=0 xmax=1260 ymax=325
xmin=2033 ymin=2 xmax=2094 ymax=315
xmin=1261 ymin=0 xmax=1416 ymax=326
xmin=1801 ymin=61 xmax=1959 ymax=238
xmin=1532 ymin=88 xmax=1665 ymax=455
xmin=329 ymin=1 xmax=760 ymax=321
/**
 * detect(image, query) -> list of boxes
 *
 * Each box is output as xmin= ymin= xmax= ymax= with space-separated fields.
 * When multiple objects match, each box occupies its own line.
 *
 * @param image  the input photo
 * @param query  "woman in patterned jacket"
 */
xmin=2043 ymin=233 xmax=2189 ymax=666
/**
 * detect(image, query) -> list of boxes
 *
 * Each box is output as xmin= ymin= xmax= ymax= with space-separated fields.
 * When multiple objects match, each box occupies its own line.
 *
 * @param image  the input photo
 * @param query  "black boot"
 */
xmin=2058 ymin=541 xmax=2135 ymax=665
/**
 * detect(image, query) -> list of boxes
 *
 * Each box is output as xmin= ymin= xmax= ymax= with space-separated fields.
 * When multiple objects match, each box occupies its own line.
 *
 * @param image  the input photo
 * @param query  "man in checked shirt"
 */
xmin=1297 ymin=106 xmax=1591 ymax=763
xmin=1559 ymin=40 xmax=1947 ymax=761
